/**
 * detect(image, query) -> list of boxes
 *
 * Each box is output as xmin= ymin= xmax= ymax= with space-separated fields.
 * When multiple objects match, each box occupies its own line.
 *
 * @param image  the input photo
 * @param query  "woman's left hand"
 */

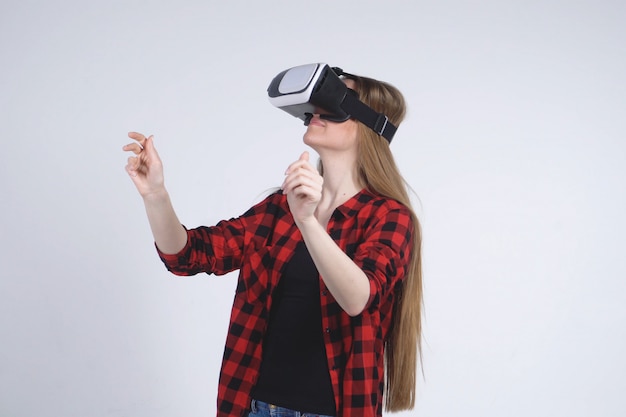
xmin=282 ymin=151 xmax=323 ymax=225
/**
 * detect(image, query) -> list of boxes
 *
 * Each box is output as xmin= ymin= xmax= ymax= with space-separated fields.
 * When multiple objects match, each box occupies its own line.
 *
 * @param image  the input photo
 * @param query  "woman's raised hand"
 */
xmin=122 ymin=132 xmax=165 ymax=198
xmin=282 ymin=151 xmax=323 ymax=224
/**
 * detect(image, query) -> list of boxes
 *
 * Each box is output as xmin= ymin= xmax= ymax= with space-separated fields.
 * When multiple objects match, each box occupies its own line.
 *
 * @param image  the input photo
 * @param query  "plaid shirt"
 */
xmin=157 ymin=189 xmax=414 ymax=417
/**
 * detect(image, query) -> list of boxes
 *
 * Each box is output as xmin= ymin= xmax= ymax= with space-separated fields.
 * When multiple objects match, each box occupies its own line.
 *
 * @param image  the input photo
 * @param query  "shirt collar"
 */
xmin=333 ymin=188 xmax=376 ymax=219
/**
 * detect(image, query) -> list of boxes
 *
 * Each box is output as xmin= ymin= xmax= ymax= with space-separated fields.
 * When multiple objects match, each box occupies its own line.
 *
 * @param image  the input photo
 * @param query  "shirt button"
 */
xmin=322 ymin=290 xmax=328 ymax=296
xmin=325 ymin=327 xmax=330 ymax=333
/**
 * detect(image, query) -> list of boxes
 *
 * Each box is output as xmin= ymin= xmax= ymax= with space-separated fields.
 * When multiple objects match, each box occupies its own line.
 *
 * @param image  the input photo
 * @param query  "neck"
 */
xmin=317 ymin=151 xmax=362 ymax=210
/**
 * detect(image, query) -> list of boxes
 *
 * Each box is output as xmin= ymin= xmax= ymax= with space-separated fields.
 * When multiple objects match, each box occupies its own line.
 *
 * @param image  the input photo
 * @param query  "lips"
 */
xmin=308 ymin=114 xmax=325 ymax=127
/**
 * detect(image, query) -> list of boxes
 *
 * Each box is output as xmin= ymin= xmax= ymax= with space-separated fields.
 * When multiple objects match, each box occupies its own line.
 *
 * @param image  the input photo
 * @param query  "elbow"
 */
xmin=345 ymin=307 xmax=364 ymax=317
xmin=327 ymin=269 xmax=371 ymax=316
xmin=342 ymin=274 xmax=371 ymax=317
xmin=343 ymin=297 xmax=368 ymax=317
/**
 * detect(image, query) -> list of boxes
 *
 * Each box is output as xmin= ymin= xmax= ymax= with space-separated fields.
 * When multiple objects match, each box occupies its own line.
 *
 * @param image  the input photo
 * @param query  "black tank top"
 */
xmin=251 ymin=242 xmax=336 ymax=416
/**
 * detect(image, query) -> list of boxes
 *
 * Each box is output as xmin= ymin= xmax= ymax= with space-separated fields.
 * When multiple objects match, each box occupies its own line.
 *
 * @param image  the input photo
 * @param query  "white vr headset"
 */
xmin=267 ymin=63 xmax=397 ymax=143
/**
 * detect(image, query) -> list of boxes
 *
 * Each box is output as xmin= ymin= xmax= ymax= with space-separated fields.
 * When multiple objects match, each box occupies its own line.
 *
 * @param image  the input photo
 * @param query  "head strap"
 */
xmin=331 ymin=67 xmax=397 ymax=143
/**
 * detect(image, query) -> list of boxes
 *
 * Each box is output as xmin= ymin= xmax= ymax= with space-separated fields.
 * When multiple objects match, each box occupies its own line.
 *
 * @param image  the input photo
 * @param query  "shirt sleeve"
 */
xmin=352 ymin=204 xmax=414 ymax=311
xmin=156 ymin=193 xmax=280 ymax=276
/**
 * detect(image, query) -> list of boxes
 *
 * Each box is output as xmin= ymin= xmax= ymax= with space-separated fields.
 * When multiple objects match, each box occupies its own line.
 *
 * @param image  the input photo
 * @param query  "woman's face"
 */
xmin=302 ymin=79 xmax=359 ymax=153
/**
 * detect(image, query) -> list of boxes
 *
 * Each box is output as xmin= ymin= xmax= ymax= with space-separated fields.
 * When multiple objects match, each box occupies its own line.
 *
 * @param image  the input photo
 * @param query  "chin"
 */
xmin=303 ymin=130 xmax=319 ymax=147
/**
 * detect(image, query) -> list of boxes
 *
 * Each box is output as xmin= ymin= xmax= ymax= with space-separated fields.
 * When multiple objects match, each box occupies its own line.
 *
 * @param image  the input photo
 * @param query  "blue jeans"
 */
xmin=248 ymin=399 xmax=334 ymax=417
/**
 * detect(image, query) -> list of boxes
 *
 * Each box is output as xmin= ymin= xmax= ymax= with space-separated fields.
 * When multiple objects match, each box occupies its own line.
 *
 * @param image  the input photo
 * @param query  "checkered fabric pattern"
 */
xmin=157 ymin=189 xmax=414 ymax=417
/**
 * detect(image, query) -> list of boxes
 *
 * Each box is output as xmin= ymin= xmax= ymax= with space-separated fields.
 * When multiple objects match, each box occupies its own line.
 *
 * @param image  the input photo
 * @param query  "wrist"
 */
xmin=141 ymin=187 xmax=169 ymax=203
xmin=295 ymin=216 xmax=324 ymax=234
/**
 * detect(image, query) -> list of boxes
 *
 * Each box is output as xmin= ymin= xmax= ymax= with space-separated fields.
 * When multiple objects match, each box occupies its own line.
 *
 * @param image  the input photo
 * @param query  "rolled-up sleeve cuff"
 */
xmin=154 ymin=226 xmax=192 ymax=272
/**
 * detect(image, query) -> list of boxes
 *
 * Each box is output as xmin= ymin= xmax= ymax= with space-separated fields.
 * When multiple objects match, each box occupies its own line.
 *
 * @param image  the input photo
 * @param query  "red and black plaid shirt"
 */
xmin=157 ymin=189 xmax=414 ymax=417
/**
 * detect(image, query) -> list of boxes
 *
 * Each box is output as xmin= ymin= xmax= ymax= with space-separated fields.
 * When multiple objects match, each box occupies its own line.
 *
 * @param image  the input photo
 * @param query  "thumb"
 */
xmin=144 ymin=135 xmax=160 ymax=157
xmin=144 ymin=135 xmax=154 ymax=150
xmin=299 ymin=151 xmax=309 ymax=162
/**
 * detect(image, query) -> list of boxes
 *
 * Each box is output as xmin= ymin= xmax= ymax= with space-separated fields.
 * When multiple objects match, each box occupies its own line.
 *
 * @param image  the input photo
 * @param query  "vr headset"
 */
xmin=267 ymin=63 xmax=397 ymax=143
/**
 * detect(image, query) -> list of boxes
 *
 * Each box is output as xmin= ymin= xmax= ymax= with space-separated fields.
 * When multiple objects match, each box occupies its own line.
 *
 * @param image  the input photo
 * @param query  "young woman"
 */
xmin=123 ymin=71 xmax=423 ymax=417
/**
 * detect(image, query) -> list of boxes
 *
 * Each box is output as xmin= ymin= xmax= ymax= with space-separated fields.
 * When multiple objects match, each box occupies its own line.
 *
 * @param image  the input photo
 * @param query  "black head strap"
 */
xmin=340 ymin=93 xmax=397 ymax=143
xmin=331 ymin=67 xmax=397 ymax=143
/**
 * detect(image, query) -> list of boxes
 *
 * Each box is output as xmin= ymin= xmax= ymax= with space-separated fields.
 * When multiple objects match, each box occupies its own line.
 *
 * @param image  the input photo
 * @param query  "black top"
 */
xmin=251 ymin=242 xmax=336 ymax=416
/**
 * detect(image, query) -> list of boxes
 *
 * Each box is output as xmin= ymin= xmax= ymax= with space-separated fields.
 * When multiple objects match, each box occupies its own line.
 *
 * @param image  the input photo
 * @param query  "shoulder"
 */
xmin=241 ymin=189 xmax=288 ymax=217
xmin=358 ymin=189 xmax=412 ymax=219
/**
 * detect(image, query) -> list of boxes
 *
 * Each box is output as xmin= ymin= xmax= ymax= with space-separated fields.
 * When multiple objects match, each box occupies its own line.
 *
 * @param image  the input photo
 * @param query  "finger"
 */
xmin=282 ymin=173 xmax=322 ymax=194
xmin=126 ymin=166 xmax=138 ymax=177
xmin=286 ymin=184 xmax=321 ymax=201
xmin=285 ymin=156 xmax=316 ymax=175
xmin=125 ymin=160 xmax=138 ymax=177
xmin=128 ymin=155 xmax=148 ymax=173
xmin=285 ymin=164 xmax=323 ymax=184
xmin=122 ymin=142 xmax=144 ymax=155
xmin=127 ymin=156 xmax=140 ymax=171
xmin=283 ymin=166 xmax=317 ymax=185
xmin=143 ymin=135 xmax=155 ymax=152
xmin=283 ymin=170 xmax=323 ymax=193
xmin=128 ymin=131 xmax=149 ymax=147
xmin=285 ymin=151 xmax=312 ymax=173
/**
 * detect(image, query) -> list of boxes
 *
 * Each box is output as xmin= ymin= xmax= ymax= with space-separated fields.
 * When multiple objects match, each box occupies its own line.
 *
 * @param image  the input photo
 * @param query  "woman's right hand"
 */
xmin=123 ymin=131 xmax=165 ymax=198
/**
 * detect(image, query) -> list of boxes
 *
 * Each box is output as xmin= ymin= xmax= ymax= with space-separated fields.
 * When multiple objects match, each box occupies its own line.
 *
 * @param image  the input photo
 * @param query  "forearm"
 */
xmin=143 ymin=188 xmax=188 ymax=254
xmin=297 ymin=219 xmax=370 ymax=316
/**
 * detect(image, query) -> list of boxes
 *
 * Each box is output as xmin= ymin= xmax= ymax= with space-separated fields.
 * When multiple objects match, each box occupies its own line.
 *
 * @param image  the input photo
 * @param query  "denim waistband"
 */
xmin=250 ymin=399 xmax=334 ymax=417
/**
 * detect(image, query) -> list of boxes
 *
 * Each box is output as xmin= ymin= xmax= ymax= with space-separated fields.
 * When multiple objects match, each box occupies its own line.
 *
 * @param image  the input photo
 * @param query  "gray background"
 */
xmin=1 ymin=0 xmax=625 ymax=416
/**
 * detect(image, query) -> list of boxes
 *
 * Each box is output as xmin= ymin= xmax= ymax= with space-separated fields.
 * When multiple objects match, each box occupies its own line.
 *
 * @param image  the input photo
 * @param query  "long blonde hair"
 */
xmin=338 ymin=73 xmax=423 ymax=411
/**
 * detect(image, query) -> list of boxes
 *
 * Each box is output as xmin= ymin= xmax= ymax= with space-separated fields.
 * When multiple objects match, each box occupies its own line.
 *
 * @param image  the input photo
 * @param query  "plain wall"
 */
xmin=1 ymin=0 xmax=625 ymax=416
